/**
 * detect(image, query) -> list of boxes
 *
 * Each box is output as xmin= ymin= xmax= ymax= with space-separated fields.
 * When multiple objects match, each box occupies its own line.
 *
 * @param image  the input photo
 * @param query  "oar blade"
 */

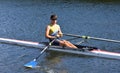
xmin=24 ymin=59 xmax=37 ymax=68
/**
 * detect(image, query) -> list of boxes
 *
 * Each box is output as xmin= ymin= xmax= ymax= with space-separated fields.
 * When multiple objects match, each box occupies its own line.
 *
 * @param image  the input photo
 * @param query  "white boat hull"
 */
xmin=0 ymin=38 xmax=120 ymax=60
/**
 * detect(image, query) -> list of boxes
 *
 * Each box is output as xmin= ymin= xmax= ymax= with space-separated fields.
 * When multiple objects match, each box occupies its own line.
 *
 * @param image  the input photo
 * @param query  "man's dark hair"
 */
xmin=50 ymin=14 xmax=57 ymax=20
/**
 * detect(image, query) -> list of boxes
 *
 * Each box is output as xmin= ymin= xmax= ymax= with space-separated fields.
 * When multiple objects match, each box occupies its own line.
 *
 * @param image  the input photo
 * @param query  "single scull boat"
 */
xmin=0 ymin=37 xmax=120 ymax=60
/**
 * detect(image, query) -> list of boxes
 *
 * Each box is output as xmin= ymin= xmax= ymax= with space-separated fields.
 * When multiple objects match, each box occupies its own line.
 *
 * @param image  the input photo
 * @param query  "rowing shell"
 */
xmin=0 ymin=38 xmax=120 ymax=60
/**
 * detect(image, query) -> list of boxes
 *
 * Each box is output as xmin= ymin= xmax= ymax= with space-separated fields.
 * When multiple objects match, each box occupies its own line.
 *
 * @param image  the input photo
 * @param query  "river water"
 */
xmin=0 ymin=0 xmax=120 ymax=73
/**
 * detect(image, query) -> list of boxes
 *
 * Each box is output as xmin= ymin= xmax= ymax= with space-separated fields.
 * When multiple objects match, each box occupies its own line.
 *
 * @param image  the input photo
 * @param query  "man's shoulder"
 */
xmin=46 ymin=25 xmax=51 ymax=29
xmin=56 ymin=24 xmax=60 ymax=27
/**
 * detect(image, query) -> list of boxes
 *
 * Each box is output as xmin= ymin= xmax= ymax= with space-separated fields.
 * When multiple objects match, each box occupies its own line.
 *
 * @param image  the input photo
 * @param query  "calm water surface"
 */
xmin=0 ymin=0 xmax=120 ymax=73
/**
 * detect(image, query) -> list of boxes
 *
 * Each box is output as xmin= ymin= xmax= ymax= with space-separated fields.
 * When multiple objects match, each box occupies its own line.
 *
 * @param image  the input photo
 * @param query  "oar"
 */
xmin=65 ymin=37 xmax=80 ymax=41
xmin=63 ymin=33 xmax=120 ymax=43
xmin=24 ymin=38 xmax=56 ymax=68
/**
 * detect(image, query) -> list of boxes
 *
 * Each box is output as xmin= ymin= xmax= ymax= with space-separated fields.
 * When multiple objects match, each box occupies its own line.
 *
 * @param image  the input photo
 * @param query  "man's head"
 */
xmin=50 ymin=14 xmax=57 ymax=20
xmin=50 ymin=14 xmax=57 ymax=24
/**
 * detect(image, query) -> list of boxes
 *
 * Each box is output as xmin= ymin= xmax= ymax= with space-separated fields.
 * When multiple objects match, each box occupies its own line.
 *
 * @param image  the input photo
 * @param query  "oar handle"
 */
xmin=63 ymin=33 xmax=120 ymax=43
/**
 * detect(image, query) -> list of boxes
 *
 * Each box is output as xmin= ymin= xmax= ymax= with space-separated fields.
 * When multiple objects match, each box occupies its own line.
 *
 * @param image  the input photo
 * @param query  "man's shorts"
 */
xmin=49 ymin=38 xmax=60 ymax=46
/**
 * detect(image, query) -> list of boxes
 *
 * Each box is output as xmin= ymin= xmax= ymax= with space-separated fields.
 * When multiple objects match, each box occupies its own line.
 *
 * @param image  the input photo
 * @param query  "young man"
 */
xmin=45 ymin=14 xmax=77 ymax=49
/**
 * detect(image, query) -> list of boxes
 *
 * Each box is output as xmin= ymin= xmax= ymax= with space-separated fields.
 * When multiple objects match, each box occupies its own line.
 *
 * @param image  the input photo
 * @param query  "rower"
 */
xmin=45 ymin=14 xmax=78 ymax=49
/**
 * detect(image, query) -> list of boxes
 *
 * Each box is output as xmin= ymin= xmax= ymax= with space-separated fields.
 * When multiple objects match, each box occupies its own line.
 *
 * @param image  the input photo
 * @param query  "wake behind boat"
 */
xmin=0 ymin=37 xmax=120 ymax=60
